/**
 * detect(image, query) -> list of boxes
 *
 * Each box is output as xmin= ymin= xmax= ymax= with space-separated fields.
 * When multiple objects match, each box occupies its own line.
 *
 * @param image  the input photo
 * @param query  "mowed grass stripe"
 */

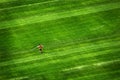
xmin=0 ymin=0 xmax=115 ymax=10
xmin=0 ymin=0 xmax=53 ymax=9
xmin=8 ymin=49 xmax=120 ymax=72
xmin=0 ymin=35 xmax=120 ymax=62
xmin=0 ymin=12 xmax=119 ymax=61
xmin=63 ymin=60 xmax=120 ymax=71
xmin=1 ymin=13 xmax=120 ymax=80
xmin=1 ymin=0 xmax=118 ymax=22
xmin=0 ymin=34 xmax=120 ymax=62
xmin=0 ymin=7 xmax=119 ymax=54
xmin=2 ymin=59 xmax=120 ymax=79
xmin=1 ymin=43 xmax=120 ymax=66
xmin=0 ymin=35 xmax=120 ymax=65
xmin=9 ymin=70 xmax=120 ymax=80
xmin=41 ymin=60 xmax=120 ymax=79
xmin=1 ymin=27 xmax=119 ymax=55
xmin=72 ymin=70 xmax=120 ymax=80
xmin=36 ymin=71 xmax=120 ymax=80
xmin=0 ymin=0 xmax=120 ymax=80
xmin=1 ymin=46 xmax=120 ymax=74
xmin=9 ymin=23 xmax=120 ymax=54
xmin=0 ymin=2 xmax=120 ymax=29
xmin=0 ymin=45 xmax=120 ymax=70
xmin=8 ymin=60 xmax=120 ymax=80
xmin=7 ymin=31 xmax=120 ymax=77
xmin=3 ymin=61 xmax=120 ymax=79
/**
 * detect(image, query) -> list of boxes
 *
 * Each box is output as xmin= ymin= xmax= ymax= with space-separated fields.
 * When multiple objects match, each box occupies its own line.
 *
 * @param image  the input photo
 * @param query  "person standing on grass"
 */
xmin=37 ymin=44 xmax=44 ymax=53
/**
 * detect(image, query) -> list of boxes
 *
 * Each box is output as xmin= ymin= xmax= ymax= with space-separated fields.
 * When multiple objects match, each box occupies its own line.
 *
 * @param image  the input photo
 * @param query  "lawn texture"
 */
xmin=0 ymin=0 xmax=120 ymax=80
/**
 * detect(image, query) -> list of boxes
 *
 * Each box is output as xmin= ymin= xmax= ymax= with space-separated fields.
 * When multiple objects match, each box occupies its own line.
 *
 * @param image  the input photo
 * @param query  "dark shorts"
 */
xmin=40 ymin=49 xmax=42 ymax=51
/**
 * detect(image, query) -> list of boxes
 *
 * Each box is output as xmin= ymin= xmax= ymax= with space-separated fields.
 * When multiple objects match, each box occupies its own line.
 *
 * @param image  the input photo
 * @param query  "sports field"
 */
xmin=0 ymin=0 xmax=120 ymax=80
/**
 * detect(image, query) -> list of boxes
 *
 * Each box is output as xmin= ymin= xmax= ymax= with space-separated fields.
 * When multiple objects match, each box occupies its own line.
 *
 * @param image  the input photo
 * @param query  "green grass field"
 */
xmin=0 ymin=0 xmax=120 ymax=80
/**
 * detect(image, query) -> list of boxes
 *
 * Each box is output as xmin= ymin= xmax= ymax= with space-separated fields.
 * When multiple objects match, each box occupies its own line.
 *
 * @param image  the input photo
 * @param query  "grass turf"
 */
xmin=0 ymin=0 xmax=120 ymax=80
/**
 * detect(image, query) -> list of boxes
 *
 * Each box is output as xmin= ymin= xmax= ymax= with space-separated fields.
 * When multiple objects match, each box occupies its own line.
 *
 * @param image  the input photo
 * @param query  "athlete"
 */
xmin=37 ymin=44 xmax=43 ymax=53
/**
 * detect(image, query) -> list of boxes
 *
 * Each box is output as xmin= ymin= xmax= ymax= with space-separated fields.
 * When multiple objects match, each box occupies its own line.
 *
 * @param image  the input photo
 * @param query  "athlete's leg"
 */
xmin=39 ymin=49 xmax=41 ymax=53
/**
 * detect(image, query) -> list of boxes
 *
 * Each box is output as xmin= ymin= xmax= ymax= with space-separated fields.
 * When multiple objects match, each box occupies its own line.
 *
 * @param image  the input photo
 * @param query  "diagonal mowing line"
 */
xmin=0 ymin=41 xmax=120 ymax=67
xmin=0 ymin=34 xmax=120 ymax=63
xmin=0 ymin=36 xmax=120 ymax=65
xmin=2 ymin=33 xmax=120 ymax=56
xmin=40 ymin=71 xmax=120 ymax=80
xmin=32 ymin=70 xmax=120 ymax=80
xmin=9 ymin=76 xmax=29 ymax=80
xmin=10 ymin=34 xmax=120 ymax=55
xmin=0 ymin=0 xmax=58 ymax=11
xmin=6 ymin=59 xmax=120 ymax=79
xmin=72 ymin=70 xmax=120 ymax=80
xmin=0 ymin=2 xmax=120 ymax=29
xmin=8 ymin=60 xmax=120 ymax=80
xmin=62 ymin=59 xmax=120 ymax=71
xmin=1 ymin=49 xmax=120 ymax=74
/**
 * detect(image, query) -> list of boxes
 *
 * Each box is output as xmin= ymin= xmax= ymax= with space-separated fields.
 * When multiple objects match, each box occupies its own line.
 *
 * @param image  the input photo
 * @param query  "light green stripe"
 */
xmin=0 ymin=0 xmax=57 ymax=10
xmin=1 ymin=36 xmax=120 ymax=66
xmin=0 ymin=2 xmax=120 ymax=29
xmin=0 ymin=40 xmax=120 ymax=67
